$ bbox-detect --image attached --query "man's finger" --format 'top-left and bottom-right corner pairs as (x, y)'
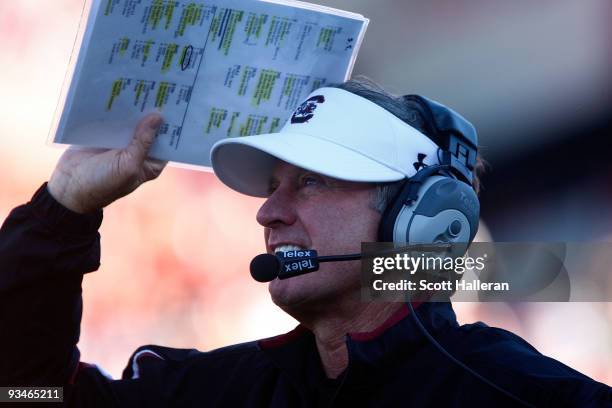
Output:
(142, 158), (169, 180)
(125, 114), (163, 164)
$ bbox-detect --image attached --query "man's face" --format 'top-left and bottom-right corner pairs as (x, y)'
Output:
(256, 161), (381, 313)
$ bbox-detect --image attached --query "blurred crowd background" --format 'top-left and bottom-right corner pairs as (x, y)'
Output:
(1, 0), (611, 383)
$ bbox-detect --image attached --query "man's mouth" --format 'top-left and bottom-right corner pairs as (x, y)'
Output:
(273, 244), (309, 254)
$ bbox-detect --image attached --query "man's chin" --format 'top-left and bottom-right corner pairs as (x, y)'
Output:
(268, 276), (330, 313)
(268, 266), (361, 315)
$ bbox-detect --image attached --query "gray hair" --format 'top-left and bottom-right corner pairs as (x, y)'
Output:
(329, 76), (484, 214)
(370, 181), (404, 214)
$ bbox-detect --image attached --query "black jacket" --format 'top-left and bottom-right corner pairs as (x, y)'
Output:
(0, 183), (610, 407)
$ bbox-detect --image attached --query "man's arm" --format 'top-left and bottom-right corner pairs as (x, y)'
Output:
(0, 183), (102, 385)
(0, 114), (166, 389)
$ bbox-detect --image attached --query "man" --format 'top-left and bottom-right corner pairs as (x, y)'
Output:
(0, 77), (609, 407)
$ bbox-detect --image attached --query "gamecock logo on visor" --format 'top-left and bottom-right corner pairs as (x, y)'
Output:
(291, 95), (325, 124)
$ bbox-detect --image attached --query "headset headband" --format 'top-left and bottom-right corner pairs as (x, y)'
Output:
(403, 95), (478, 185)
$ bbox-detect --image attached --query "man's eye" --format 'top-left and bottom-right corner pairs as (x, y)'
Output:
(301, 175), (321, 187)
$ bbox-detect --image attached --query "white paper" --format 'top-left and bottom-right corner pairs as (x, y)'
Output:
(51, 0), (368, 169)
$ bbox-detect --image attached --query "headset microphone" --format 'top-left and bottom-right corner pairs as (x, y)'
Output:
(249, 254), (282, 282)
(249, 250), (362, 282)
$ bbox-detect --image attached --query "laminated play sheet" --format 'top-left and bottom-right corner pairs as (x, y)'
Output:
(51, 0), (368, 169)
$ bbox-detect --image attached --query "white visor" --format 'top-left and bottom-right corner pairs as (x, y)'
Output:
(210, 87), (440, 197)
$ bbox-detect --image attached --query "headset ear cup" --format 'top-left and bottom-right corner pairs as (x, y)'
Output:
(460, 187), (480, 244)
(407, 177), (480, 245)
(378, 175), (480, 245)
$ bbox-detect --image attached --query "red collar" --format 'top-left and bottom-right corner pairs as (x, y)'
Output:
(258, 301), (422, 349)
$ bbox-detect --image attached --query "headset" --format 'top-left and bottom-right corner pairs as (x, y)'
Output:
(377, 96), (535, 407)
(377, 95), (480, 247)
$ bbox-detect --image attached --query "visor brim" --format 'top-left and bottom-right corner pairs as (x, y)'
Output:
(210, 132), (406, 197)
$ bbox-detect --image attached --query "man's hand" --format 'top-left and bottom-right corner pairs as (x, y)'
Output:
(48, 114), (167, 214)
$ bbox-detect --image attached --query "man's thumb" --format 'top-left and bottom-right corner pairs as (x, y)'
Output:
(125, 114), (163, 164)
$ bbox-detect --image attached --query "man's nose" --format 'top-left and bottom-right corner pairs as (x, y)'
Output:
(256, 188), (297, 228)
